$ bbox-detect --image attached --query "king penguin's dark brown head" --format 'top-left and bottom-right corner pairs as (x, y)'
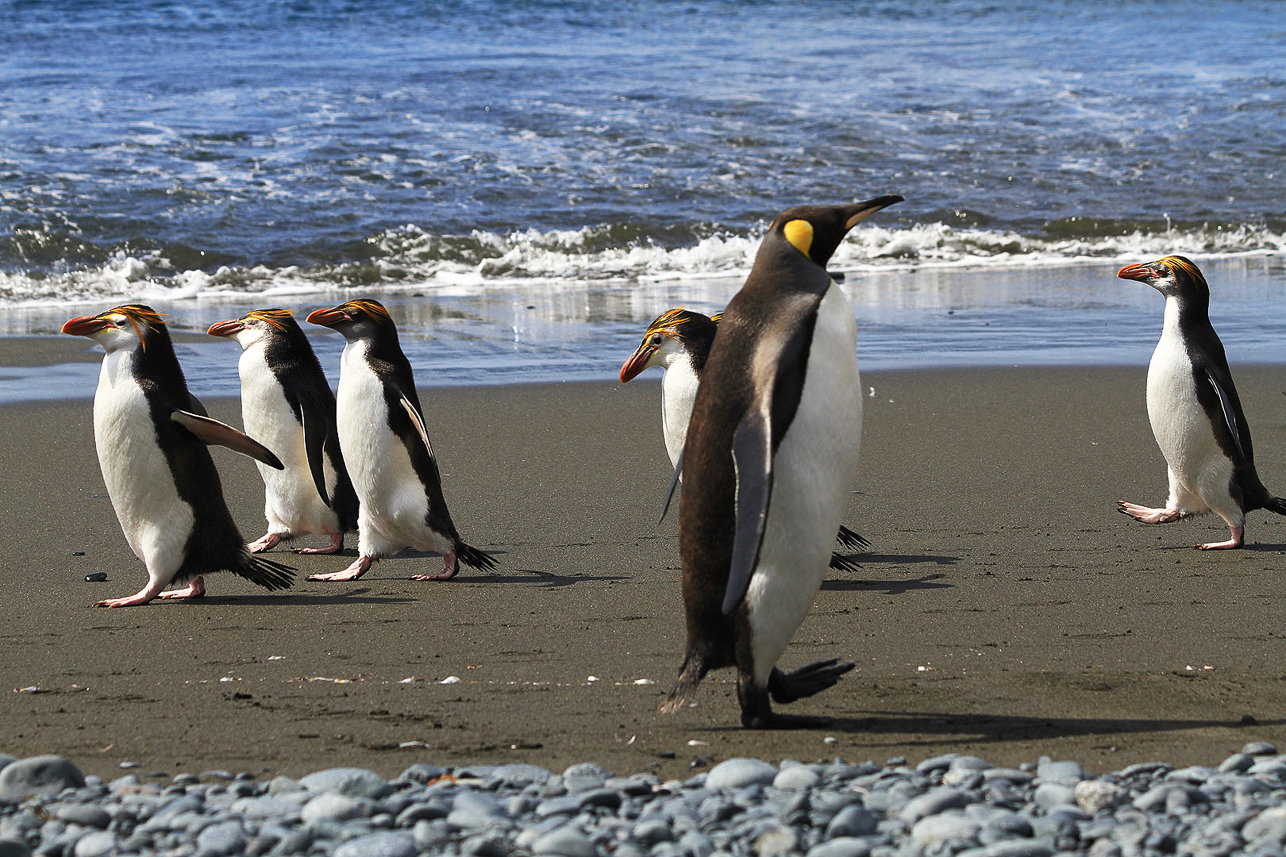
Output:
(768, 194), (904, 268)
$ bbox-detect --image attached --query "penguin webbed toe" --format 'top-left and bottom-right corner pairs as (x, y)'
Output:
(767, 658), (855, 704)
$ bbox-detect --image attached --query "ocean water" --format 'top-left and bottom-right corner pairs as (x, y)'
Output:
(2, 0), (1284, 400)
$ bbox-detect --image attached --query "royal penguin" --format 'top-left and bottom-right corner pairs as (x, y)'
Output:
(207, 309), (359, 554)
(305, 299), (496, 581)
(620, 307), (870, 564)
(660, 194), (902, 728)
(1117, 255), (1286, 549)
(62, 305), (295, 606)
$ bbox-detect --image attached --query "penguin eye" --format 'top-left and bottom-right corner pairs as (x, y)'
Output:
(649, 334), (663, 346)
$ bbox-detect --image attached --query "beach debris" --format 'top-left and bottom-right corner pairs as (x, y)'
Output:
(84, 572), (108, 582)
(439, 676), (461, 684)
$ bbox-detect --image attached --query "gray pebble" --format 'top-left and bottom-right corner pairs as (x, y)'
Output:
(826, 805), (878, 838)
(298, 768), (392, 800)
(911, 812), (981, 847)
(301, 793), (372, 824)
(774, 766), (821, 790)
(1242, 741), (1278, 756)
(561, 763), (611, 794)
(706, 759), (778, 791)
(0, 756), (86, 800)
(53, 805), (110, 829)
(532, 826), (599, 857)
(900, 787), (974, 823)
(805, 837), (872, 857)
(195, 820), (246, 856)
(333, 831), (417, 857)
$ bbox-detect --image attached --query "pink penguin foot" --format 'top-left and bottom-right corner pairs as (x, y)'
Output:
(1197, 526), (1244, 550)
(308, 556), (372, 582)
(247, 533), (283, 553)
(1117, 501), (1183, 524)
(295, 533), (345, 555)
(159, 576), (207, 599)
(94, 581), (168, 608)
(412, 551), (459, 582)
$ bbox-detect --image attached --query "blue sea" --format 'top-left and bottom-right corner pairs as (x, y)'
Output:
(2, 0), (1284, 401)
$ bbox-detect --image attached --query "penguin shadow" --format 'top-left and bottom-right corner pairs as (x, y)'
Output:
(157, 590), (417, 607)
(808, 711), (1286, 747)
(317, 550), (629, 589)
(820, 551), (958, 596)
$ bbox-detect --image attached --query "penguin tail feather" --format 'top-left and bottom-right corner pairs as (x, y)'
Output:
(455, 541), (497, 571)
(836, 525), (870, 551)
(1265, 496), (1286, 517)
(236, 552), (297, 591)
(659, 654), (705, 715)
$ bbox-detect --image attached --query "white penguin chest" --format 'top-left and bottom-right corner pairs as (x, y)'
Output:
(661, 359), (700, 469)
(1146, 301), (1219, 479)
(93, 352), (191, 558)
(743, 283), (863, 681)
(239, 347), (336, 529)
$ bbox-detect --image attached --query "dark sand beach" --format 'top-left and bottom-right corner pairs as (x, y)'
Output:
(4, 338), (1286, 782)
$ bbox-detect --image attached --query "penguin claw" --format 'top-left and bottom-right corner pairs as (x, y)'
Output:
(308, 557), (371, 582)
(412, 553), (459, 581)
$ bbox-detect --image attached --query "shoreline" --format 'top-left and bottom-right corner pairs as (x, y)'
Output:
(4, 352), (1286, 782)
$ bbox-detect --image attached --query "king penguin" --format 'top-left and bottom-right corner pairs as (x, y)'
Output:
(305, 299), (496, 581)
(62, 305), (295, 606)
(619, 307), (870, 564)
(208, 309), (359, 554)
(1117, 255), (1286, 549)
(661, 194), (902, 728)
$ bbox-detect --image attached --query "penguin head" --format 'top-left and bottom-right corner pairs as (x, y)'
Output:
(767, 194), (904, 268)
(208, 308), (297, 350)
(1117, 255), (1209, 301)
(62, 305), (170, 354)
(305, 299), (396, 342)
(619, 308), (720, 383)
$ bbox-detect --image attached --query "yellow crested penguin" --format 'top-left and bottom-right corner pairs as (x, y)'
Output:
(1117, 255), (1286, 549)
(661, 194), (902, 728)
(208, 309), (359, 554)
(305, 299), (495, 581)
(62, 305), (294, 606)
(620, 307), (869, 564)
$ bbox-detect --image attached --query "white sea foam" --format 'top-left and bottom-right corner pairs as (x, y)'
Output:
(1, 222), (1282, 309)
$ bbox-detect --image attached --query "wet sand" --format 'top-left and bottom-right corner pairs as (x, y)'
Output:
(4, 343), (1286, 781)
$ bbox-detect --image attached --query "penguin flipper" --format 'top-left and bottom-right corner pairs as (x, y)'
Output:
(1203, 367), (1249, 463)
(300, 409), (333, 508)
(724, 404), (773, 615)
(398, 395), (438, 462)
(170, 410), (285, 470)
(658, 447), (683, 526)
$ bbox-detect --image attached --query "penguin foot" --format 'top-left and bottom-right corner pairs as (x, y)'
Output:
(742, 710), (838, 730)
(308, 556), (371, 582)
(247, 533), (283, 553)
(412, 551), (459, 581)
(1197, 525), (1243, 550)
(1117, 501), (1183, 524)
(740, 677), (840, 729)
(158, 576), (207, 600)
(295, 533), (345, 555)
(768, 659), (855, 704)
(93, 581), (168, 608)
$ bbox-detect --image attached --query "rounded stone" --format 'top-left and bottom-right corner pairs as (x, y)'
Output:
(773, 766), (821, 790)
(706, 759), (779, 791)
(899, 787), (974, 823)
(298, 768), (392, 800)
(333, 831), (417, 857)
(805, 838), (871, 857)
(532, 826), (599, 857)
(195, 820), (245, 856)
(0, 756), (86, 800)
(301, 793), (373, 824)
